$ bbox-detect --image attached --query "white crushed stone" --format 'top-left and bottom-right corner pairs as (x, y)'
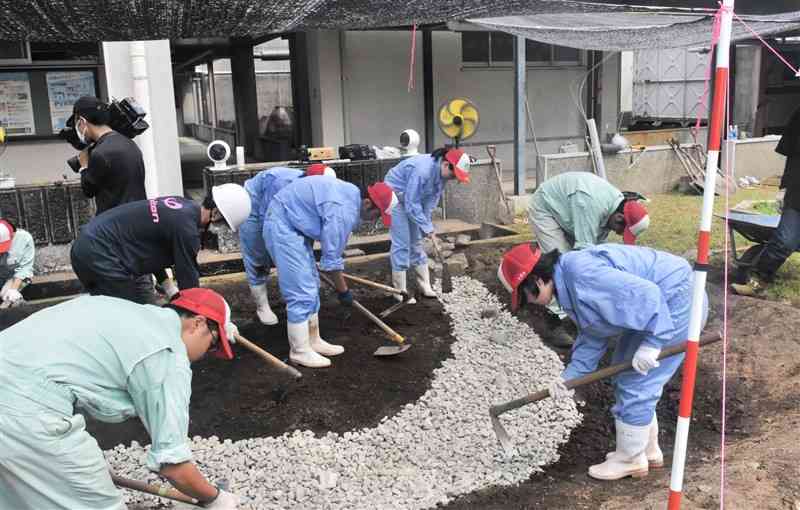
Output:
(106, 276), (582, 509)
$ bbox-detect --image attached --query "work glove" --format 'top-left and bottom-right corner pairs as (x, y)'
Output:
(202, 489), (240, 509)
(161, 278), (179, 299)
(632, 344), (661, 376)
(2, 288), (23, 306)
(547, 377), (574, 400)
(337, 289), (353, 307)
(227, 322), (239, 343)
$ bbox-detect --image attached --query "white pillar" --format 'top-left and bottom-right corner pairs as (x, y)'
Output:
(129, 42), (160, 197)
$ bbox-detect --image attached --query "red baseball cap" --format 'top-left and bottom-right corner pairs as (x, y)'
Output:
(444, 149), (471, 183)
(367, 182), (398, 227)
(622, 201), (650, 245)
(170, 288), (235, 360)
(306, 163), (336, 178)
(498, 243), (542, 311)
(0, 220), (14, 254)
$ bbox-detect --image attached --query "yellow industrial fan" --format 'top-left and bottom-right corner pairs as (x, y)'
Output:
(438, 98), (479, 146)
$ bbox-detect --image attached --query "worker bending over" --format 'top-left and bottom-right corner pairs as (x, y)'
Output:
(528, 171), (650, 347)
(71, 184), (250, 304)
(0, 219), (34, 308)
(0, 288), (240, 509)
(240, 163), (336, 325)
(265, 175), (395, 368)
(499, 243), (707, 480)
(384, 147), (471, 301)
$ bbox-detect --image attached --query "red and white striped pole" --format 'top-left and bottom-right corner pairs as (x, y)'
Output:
(668, 1), (734, 508)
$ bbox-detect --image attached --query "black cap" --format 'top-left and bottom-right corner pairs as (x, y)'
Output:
(67, 96), (108, 128)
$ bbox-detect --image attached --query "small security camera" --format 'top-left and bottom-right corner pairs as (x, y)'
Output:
(207, 140), (231, 169)
(399, 129), (420, 156)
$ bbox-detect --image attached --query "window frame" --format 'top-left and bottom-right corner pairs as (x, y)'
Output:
(461, 31), (584, 70)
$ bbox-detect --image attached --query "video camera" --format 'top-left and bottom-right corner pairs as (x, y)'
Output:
(60, 97), (150, 172)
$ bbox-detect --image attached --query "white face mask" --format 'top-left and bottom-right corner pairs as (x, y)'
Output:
(76, 117), (88, 145)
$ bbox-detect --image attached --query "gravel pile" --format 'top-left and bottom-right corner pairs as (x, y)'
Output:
(106, 276), (582, 509)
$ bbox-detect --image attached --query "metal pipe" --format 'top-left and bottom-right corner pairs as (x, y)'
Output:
(513, 36), (526, 195)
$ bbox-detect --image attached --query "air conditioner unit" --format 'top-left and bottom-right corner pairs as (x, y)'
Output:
(0, 41), (31, 65)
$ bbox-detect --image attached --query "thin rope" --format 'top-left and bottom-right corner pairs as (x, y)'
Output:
(733, 10), (799, 76)
(407, 24), (417, 93)
(719, 49), (731, 510)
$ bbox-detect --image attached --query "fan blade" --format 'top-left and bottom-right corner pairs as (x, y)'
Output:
(448, 99), (467, 116)
(460, 105), (478, 122)
(461, 119), (477, 140)
(439, 106), (455, 126)
(441, 124), (462, 138)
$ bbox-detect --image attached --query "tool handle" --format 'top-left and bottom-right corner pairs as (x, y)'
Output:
(342, 273), (408, 298)
(111, 474), (199, 505)
(319, 272), (406, 345)
(490, 331), (722, 417)
(430, 236), (446, 264)
(236, 333), (303, 379)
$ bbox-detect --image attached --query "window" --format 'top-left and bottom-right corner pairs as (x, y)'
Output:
(461, 32), (582, 67)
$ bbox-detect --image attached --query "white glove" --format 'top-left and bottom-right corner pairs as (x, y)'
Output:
(632, 344), (661, 375)
(226, 322), (239, 344)
(548, 377), (574, 400)
(161, 279), (179, 299)
(203, 489), (239, 509)
(2, 288), (23, 305)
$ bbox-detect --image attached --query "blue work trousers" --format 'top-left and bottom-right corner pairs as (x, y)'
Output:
(390, 202), (428, 271)
(239, 213), (274, 287)
(756, 205), (800, 279)
(264, 205), (321, 324)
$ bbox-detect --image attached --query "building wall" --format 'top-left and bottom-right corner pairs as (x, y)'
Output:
(2, 141), (75, 185)
(306, 31), (346, 148)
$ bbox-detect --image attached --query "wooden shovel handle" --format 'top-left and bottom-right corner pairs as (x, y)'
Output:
(490, 331), (722, 417)
(235, 333), (302, 379)
(111, 474), (199, 505)
(342, 273), (409, 298)
(319, 272), (406, 345)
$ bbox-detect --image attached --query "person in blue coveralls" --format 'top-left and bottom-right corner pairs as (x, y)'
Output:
(239, 163), (336, 326)
(0, 219), (35, 308)
(384, 147), (471, 301)
(498, 242), (708, 481)
(264, 175), (397, 368)
(0, 288), (242, 509)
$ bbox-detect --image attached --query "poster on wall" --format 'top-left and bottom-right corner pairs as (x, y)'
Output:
(46, 71), (96, 133)
(0, 72), (36, 136)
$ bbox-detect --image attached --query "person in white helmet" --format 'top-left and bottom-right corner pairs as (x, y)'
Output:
(239, 164), (336, 326)
(71, 184), (251, 304)
(0, 219), (34, 308)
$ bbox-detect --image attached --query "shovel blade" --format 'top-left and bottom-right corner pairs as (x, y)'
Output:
(441, 267), (453, 294)
(490, 412), (517, 456)
(373, 344), (412, 357)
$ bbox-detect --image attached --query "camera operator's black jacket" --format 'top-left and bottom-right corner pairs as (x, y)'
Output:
(82, 131), (147, 214)
(71, 197), (201, 290)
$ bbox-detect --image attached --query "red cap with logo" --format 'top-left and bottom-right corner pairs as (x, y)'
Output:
(0, 220), (14, 254)
(367, 182), (398, 227)
(170, 288), (235, 360)
(622, 201), (650, 245)
(444, 149), (471, 183)
(306, 163), (336, 178)
(498, 243), (542, 311)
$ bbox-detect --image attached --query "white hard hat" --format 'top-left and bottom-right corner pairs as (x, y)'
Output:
(211, 183), (251, 232)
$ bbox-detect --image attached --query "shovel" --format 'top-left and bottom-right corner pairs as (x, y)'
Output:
(487, 145), (513, 218)
(489, 331), (723, 455)
(341, 272), (415, 318)
(430, 236), (453, 293)
(111, 473), (199, 506)
(235, 332), (301, 402)
(319, 272), (411, 356)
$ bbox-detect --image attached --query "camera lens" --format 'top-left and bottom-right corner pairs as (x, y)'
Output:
(67, 156), (82, 173)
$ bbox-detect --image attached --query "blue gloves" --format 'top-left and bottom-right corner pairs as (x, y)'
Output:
(337, 289), (353, 307)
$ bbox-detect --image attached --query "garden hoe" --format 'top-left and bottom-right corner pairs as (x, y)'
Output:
(235, 332), (302, 402)
(111, 473), (199, 506)
(320, 272), (411, 356)
(489, 331), (723, 456)
(341, 272), (414, 318)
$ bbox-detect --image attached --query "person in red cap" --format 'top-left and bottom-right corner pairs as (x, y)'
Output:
(498, 242), (707, 482)
(0, 288), (241, 509)
(527, 172), (650, 347)
(264, 175), (394, 368)
(0, 219), (35, 308)
(383, 146), (471, 301)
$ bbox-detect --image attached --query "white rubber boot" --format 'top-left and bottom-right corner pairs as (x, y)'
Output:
(249, 284), (278, 325)
(308, 313), (344, 356)
(414, 264), (437, 298)
(391, 271), (416, 304)
(288, 321), (330, 368)
(589, 419), (649, 480)
(605, 415), (664, 467)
